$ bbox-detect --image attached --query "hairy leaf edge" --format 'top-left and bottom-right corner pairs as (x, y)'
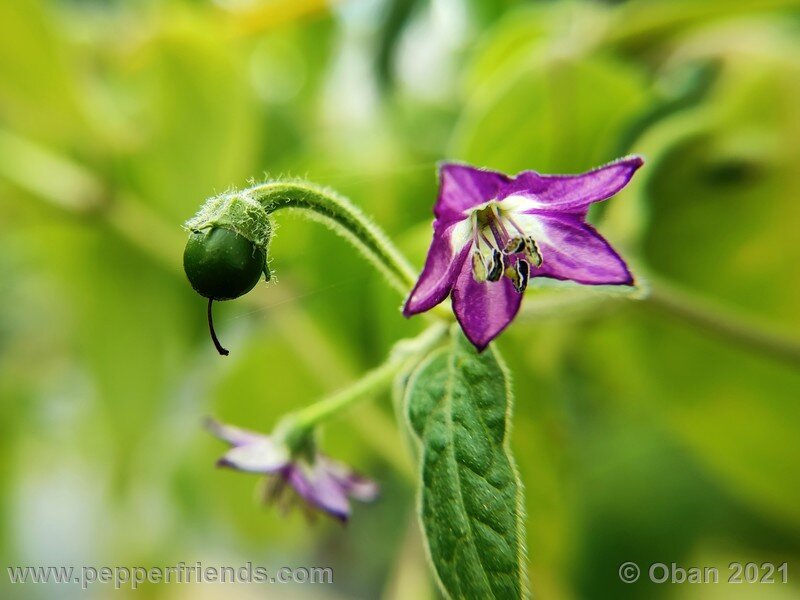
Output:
(402, 331), (529, 599)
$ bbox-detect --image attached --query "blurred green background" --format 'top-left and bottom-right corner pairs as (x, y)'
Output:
(1, 0), (799, 598)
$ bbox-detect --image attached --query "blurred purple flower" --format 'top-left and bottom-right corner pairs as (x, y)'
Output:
(206, 418), (378, 522)
(404, 157), (643, 350)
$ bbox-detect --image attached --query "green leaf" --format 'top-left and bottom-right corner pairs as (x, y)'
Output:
(405, 328), (527, 599)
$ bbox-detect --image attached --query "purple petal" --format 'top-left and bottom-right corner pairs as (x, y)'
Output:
(403, 220), (471, 316)
(217, 440), (290, 473)
(435, 163), (509, 223)
(286, 464), (351, 522)
(451, 258), (523, 351)
(342, 477), (379, 502)
(321, 458), (379, 502)
(205, 417), (269, 447)
(500, 155), (643, 215)
(529, 214), (634, 285)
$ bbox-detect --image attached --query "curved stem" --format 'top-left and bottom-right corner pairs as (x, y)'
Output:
(245, 181), (417, 296)
(291, 356), (404, 434)
(284, 323), (448, 440)
(207, 299), (229, 356)
(645, 279), (800, 367)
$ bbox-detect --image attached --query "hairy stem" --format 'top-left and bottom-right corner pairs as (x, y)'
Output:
(284, 323), (448, 441)
(245, 181), (417, 296)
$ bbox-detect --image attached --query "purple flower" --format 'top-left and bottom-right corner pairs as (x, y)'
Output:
(403, 157), (643, 350)
(206, 418), (378, 522)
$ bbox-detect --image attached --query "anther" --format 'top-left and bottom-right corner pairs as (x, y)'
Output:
(515, 259), (530, 293)
(505, 263), (521, 289)
(486, 248), (503, 282)
(471, 251), (488, 282)
(525, 237), (543, 268)
(503, 236), (526, 255)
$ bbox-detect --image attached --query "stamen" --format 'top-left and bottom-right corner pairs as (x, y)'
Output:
(515, 259), (530, 293)
(505, 213), (529, 237)
(525, 237), (543, 267)
(471, 251), (488, 282)
(505, 259), (531, 294)
(504, 258), (530, 293)
(486, 249), (503, 282)
(492, 205), (513, 239)
(497, 208), (543, 268)
(471, 211), (481, 249)
(488, 220), (507, 251)
(505, 263), (521, 289)
(503, 236), (526, 255)
(478, 228), (494, 249)
(262, 475), (288, 506)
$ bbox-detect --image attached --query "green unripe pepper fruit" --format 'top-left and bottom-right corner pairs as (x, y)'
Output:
(183, 192), (272, 355)
(183, 227), (266, 301)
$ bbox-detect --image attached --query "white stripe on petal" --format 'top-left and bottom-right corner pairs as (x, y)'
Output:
(497, 193), (541, 213)
(501, 211), (551, 246)
(447, 218), (473, 252)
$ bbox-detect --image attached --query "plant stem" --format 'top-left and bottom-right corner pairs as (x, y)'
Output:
(246, 181), (418, 297)
(207, 299), (229, 356)
(292, 356), (403, 433)
(285, 323), (448, 437)
(645, 278), (800, 367)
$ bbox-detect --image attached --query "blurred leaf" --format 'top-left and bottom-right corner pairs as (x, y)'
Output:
(121, 19), (259, 223)
(609, 0), (800, 48)
(0, 0), (86, 144)
(642, 29), (800, 321)
(606, 27), (800, 528)
(375, 0), (421, 90)
(453, 51), (652, 173)
(577, 309), (800, 533)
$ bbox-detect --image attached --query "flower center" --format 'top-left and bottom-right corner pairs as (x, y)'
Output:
(470, 203), (542, 292)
